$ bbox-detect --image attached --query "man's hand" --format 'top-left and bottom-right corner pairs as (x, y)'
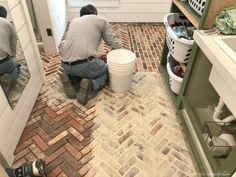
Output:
(97, 53), (107, 63)
(100, 54), (107, 60)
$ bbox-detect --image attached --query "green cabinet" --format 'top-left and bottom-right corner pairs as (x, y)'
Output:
(178, 47), (236, 176)
(160, 0), (236, 176)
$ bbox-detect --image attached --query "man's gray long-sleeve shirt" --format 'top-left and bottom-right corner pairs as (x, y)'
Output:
(0, 17), (17, 60)
(61, 15), (121, 62)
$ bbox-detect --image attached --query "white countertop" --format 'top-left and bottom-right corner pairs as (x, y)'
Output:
(193, 31), (236, 116)
(193, 31), (236, 93)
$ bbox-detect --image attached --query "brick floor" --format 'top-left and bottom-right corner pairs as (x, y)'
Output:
(12, 23), (197, 177)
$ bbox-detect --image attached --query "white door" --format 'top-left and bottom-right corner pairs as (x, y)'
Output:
(0, 0), (45, 165)
(0, 166), (8, 177)
(32, 0), (66, 55)
(0, 152), (8, 177)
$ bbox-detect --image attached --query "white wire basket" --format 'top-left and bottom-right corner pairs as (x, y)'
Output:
(202, 121), (236, 158)
(164, 13), (194, 63)
(166, 53), (183, 94)
(188, 0), (207, 16)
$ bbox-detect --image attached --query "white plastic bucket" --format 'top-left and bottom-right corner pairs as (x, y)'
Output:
(108, 63), (135, 72)
(107, 49), (136, 93)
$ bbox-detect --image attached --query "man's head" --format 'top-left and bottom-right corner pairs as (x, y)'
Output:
(80, 4), (97, 17)
(0, 5), (7, 18)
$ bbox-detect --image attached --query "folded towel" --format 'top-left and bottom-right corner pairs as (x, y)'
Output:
(215, 6), (236, 35)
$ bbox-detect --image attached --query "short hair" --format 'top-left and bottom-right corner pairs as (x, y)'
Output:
(80, 4), (97, 17)
(0, 5), (7, 18)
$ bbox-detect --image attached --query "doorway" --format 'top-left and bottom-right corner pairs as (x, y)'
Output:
(25, 0), (66, 55)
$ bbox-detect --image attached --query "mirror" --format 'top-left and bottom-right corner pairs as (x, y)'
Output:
(0, 1), (31, 109)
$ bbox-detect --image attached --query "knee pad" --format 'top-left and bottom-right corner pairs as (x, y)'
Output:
(6, 159), (47, 177)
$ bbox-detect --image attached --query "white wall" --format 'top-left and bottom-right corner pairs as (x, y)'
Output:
(67, 0), (171, 22)
(32, 0), (66, 55)
(48, 0), (66, 48)
(0, 0), (45, 165)
(25, 0), (37, 29)
(0, 0), (12, 21)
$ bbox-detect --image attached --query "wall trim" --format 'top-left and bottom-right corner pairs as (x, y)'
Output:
(68, 0), (119, 7)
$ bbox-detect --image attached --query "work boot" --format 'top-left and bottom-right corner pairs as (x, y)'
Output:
(76, 78), (93, 105)
(68, 75), (81, 92)
(60, 73), (77, 99)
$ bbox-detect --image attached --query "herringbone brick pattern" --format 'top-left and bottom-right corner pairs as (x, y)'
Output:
(12, 23), (197, 177)
(87, 73), (196, 177)
(128, 24), (165, 72)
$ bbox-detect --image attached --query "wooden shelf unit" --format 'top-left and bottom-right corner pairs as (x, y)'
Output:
(173, 0), (236, 29)
(203, 0), (236, 29)
(173, 0), (200, 28)
(160, 0), (236, 176)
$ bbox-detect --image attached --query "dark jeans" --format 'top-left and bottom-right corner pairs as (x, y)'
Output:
(61, 58), (108, 95)
(0, 57), (19, 82)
